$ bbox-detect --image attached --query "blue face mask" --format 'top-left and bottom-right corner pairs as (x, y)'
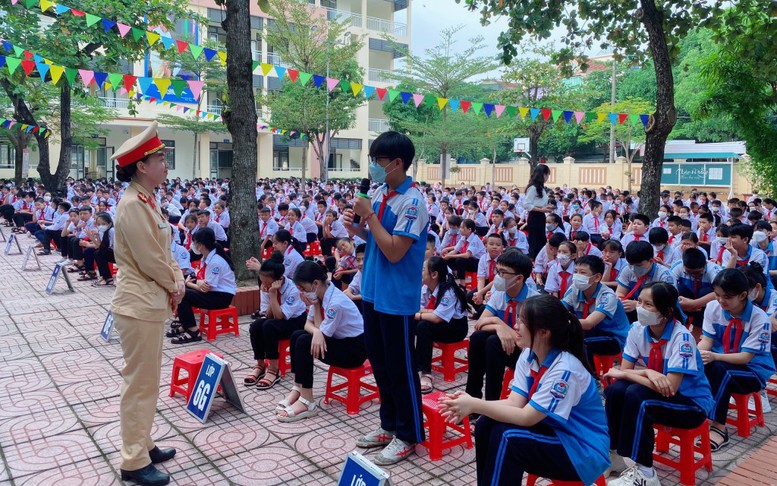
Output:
(368, 161), (388, 183)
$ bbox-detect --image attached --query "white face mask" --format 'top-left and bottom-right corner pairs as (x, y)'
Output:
(653, 244), (665, 253)
(305, 291), (318, 302)
(637, 306), (663, 326)
(572, 273), (590, 291)
(192, 244), (202, 255)
(97, 224), (109, 233)
(44, 196), (51, 202)
(545, 223), (556, 232)
(716, 236), (727, 245)
(657, 211), (667, 219)
(492, 274), (518, 292)
(557, 254), (571, 266)
(631, 264), (650, 278)
(711, 206), (720, 213)
(753, 231), (768, 244)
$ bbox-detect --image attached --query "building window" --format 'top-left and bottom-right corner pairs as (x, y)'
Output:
(273, 147), (289, 171)
(208, 24), (227, 44)
(162, 140), (176, 170)
(0, 140), (14, 168)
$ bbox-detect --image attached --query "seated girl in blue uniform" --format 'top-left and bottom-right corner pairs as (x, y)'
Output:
(604, 282), (713, 485)
(562, 255), (629, 369)
(698, 268), (776, 451)
(168, 227), (236, 344)
(245, 251), (308, 388)
(415, 256), (470, 394)
(82, 212), (116, 286)
(277, 261), (366, 422)
(440, 294), (609, 486)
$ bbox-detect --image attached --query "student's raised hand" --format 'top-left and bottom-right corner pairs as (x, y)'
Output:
(646, 369), (675, 397)
(725, 239), (736, 254)
(622, 299), (637, 313)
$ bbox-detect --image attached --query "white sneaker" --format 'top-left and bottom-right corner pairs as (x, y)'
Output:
(604, 451), (628, 477)
(355, 427), (395, 449)
(750, 391), (772, 413)
(373, 436), (415, 465)
(607, 466), (661, 486)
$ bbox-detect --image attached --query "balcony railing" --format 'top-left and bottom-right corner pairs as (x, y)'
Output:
(366, 15), (407, 37)
(324, 7), (363, 28)
(99, 97), (130, 109)
(368, 68), (392, 83)
(369, 118), (391, 133)
(266, 53), (287, 67)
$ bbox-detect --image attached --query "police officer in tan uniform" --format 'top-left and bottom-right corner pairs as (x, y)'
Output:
(111, 122), (185, 486)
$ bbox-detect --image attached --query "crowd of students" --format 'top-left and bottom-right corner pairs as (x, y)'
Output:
(4, 172), (777, 485)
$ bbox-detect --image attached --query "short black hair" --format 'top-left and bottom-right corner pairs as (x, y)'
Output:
(571, 230), (590, 242)
(648, 227), (669, 245)
(631, 214), (650, 226)
(729, 223), (754, 242)
(548, 232), (567, 247)
(625, 240), (654, 264)
(576, 255), (604, 275)
(369, 131), (415, 170)
(496, 249), (532, 279)
(682, 248), (707, 269)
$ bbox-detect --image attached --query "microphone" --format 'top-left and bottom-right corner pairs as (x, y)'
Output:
(353, 178), (371, 224)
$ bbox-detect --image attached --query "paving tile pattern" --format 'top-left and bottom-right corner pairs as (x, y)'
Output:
(0, 233), (775, 485)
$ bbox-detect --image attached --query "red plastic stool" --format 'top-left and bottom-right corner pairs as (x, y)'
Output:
(767, 376), (777, 398)
(501, 367), (515, 399)
(464, 271), (478, 291)
(653, 420), (713, 486)
(526, 474), (606, 486)
(271, 339), (291, 377)
(108, 262), (118, 276)
(169, 349), (224, 401)
(261, 246), (273, 260)
(419, 391), (473, 461)
(199, 306), (240, 341)
(727, 392), (765, 437)
(324, 360), (380, 414)
(593, 353), (620, 388)
(431, 339), (469, 382)
(304, 240), (322, 257)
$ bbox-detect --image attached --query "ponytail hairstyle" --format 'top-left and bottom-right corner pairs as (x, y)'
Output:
(293, 260), (328, 285)
(260, 251), (286, 280)
(739, 261), (767, 290)
(426, 256), (468, 313)
(274, 229), (305, 256)
(521, 294), (594, 375)
(192, 227), (235, 271)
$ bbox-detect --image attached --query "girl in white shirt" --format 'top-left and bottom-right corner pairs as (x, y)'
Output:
(277, 261), (366, 422)
(523, 164), (552, 259)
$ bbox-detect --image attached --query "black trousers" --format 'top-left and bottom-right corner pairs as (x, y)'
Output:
(605, 380), (707, 467)
(289, 329), (366, 388)
(475, 417), (580, 486)
(24, 221), (39, 234)
(306, 232), (317, 243)
(527, 211), (546, 259)
(249, 313), (308, 360)
(83, 248), (98, 273)
(584, 328), (623, 371)
(41, 230), (62, 254)
(362, 301), (425, 444)
(12, 212), (32, 228)
(466, 330), (520, 401)
(95, 247), (115, 280)
(0, 204), (13, 222)
(176, 289), (234, 331)
(704, 361), (763, 424)
(415, 317), (469, 374)
(321, 237), (338, 257)
(451, 256), (479, 280)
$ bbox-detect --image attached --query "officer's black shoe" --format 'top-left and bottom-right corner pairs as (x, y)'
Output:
(149, 446), (176, 464)
(120, 464), (170, 486)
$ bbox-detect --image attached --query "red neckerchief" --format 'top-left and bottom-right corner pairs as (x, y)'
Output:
(196, 259), (207, 280)
(215, 214), (220, 223)
(648, 336), (669, 372)
(716, 246), (725, 264)
(559, 270), (571, 297)
(623, 272), (650, 300)
(610, 265), (618, 282)
(488, 259), (496, 281)
(460, 239), (470, 254)
(634, 234), (642, 241)
(426, 293), (436, 309)
(585, 243), (592, 255)
(528, 364), (550, 399)
(378, 191), (399, 220)
(37, 208), (45, 220)
(451, 233), (458, 246)
(260, 221), (267, 237)
(723, 317), (744, 354)
(656, 249), (664, 262)
(593, 216), (599, 231)
(701, 232), (708, 242)
(504, 300), (519, 328)
(582, 294), (597, 318)
(185, 232), (192, 250)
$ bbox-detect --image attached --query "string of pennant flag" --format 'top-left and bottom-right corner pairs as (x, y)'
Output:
(0, 117), (51, 137)
(8, 0), (653, 127)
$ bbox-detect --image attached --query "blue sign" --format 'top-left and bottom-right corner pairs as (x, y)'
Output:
(4, 233), (15, 255)
(186, 353), (225, 423)
(337, 451), (391, 486)
(45, 262), (63, 295)
(143, 85), (198, 105)
(100, 311), (115, 342)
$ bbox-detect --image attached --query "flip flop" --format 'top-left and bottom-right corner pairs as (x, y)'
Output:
(277, 396), (319, 423)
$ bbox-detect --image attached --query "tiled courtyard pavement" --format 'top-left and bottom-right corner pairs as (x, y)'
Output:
(0, 231), (775, 485)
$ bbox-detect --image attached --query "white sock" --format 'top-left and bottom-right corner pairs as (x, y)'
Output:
(638, 464), (655, 478)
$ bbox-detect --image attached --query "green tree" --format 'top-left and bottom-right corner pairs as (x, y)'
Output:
(384, 25), (497, 186)
(461, 0), (726, 217)
(262, 0), (364, 182)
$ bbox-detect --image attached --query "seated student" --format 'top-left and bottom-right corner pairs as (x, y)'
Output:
(416, 256), (470, 394)
(677, 231), (709, 260)
(424, 233), (437, 260)
(36, 201), (70, 255)
(195, 209), (228, 247)
(665, 215), (684, 249)
(697, 212), (716, 249)
(327, 237), (358, 290)
(274, 229), (304, 278)
(604, 282), (713, 485)
(343, 243), (366, 315)
(620, 213), (650, 249)
(470, 233), (505, 319)
(571, 230), (603, 258)
(258, 206), (279, 254)
(0, 186), (19, 225)
(320, 209), (348, 257)
(466, 201), (489, 237)
(212, 200), (230, 231)
(466, 250), (539, 401)
(78, 212), (115, 283)
(649, 227), (680, 268)
(563, 255), (629, 369)
(740, 263), (777, 328)
(652, 205), (672, 230)
(442, 219), (487, 280)
(544, 241), (577, 298)
(601, 210), (623, 241)
(440, 215), (463, 249)
(502, 217), (529, 254)
(533, 232), (565, 287)
(698, 269), (775, 451)
(276, 261), (366, 422)
(486, 209), (505, 236)
(601, 239), (627, 289)
(285, 207), (308, 251)
(298, 208), (319, 244)
(752, 221), (777, 276)
(11, 191), (35, 232)
(710, 224), (729, 265)
(545, 213), (566, 240)
(25, 197), (54, 237)
(276, 202), (290, 228)
(65, 206), (96, 273)
(170, 229), (194, 280)
(582, 200), (605, 245)
(722, 224), (769, 282)
(244, 251), (308, 388)
(168, 228), (236, 344)
(674, 248), (721, 337)
(616, 241), (676, 320)
(567, 213), (584, 240)
(440, 295), (609, 486)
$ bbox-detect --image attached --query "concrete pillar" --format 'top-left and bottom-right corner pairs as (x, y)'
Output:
(563, 156), (575, 164)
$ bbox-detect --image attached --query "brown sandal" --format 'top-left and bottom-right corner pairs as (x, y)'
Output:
(256, 368), (280, 390)
(243, 365), (266, 386)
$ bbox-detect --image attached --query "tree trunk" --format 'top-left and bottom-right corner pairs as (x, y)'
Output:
(47, 83), (73, 195)
(223, 0), (258, 282)
(528, 124), (541, 171)
(13, 136), (24, 183)
(638, 0), (677, 217)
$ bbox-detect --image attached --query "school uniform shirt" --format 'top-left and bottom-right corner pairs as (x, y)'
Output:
(100, 227), (116, 250)
(710, 238), (727, 264)
(213, 210), (230, 229)
(48, 211), (69, 231)
(654, 244), (680, 268)
(504, 228), (530, 254)
(753, 287), (777, 317)
(486, 223), (503, 236)
(200, 250), (237, 295)
(721, 246), (769, 279)
(472, 212), (488, 229)
(702, 300), (776, 384)
(260, 277), (307, 318)
(753, 240), (777, 273)
(484, 284), (540, 326)
(300, 216), (318, 235)
(328, 220), (349, 238)
(601, 222), (622, 240)
(477, 253), (500, 282)
(310, 283), (364, 339)
(258, 218), (279, 240)
(509, 348), (609, 486)
(619, 231), (647, 250)
(420, 285), (467, 322)
(562, 283), (629, 347)
(545, 261), (576, 295)
(582, 213), (604, 237)
(282, 244), (304, 279)
(76, 218), (96, 239)
(34, 205), (55, 222)
(622, 320), (714, 414)
(441, 230), (461, 249)
(171, 241), (193, 275)
(566, 225), (585, 240)
(427, 202), (441, 221)
(199, 220), (228, 242)
(13, 199), (33, 212)
(670, 261), (720, 301)
(429, 230), (442, 254)
(347, 270), (362, 295)
(616, 262), (676, 298)
(454, 233), (486, 259)
(579, 242), (603, 259)
(696, 227), (716, 245)
(287, 221), (306, 239)
(533, 246), (554, 275)
(606, 258), (628, 283)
